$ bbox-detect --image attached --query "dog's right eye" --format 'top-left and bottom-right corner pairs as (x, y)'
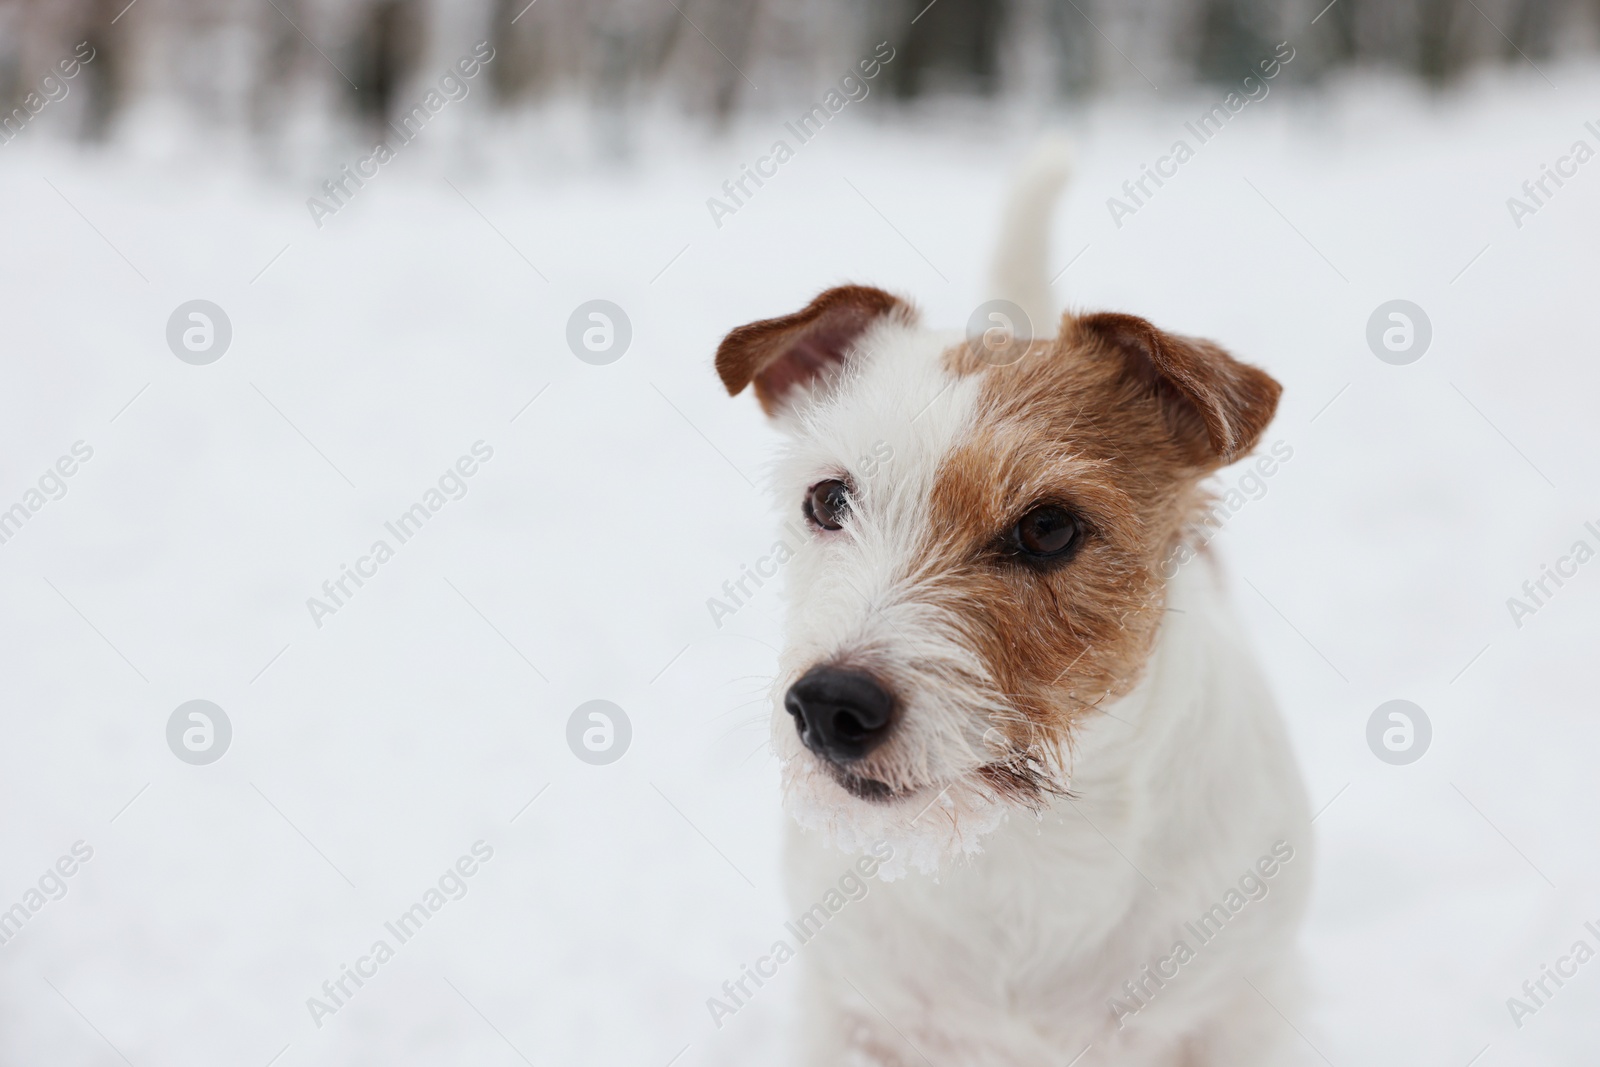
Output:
(804, 479), (851, 530)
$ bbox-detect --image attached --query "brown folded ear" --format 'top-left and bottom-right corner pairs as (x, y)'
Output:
(716, 285), (915, 417)
(1073, 312), (1281, 464)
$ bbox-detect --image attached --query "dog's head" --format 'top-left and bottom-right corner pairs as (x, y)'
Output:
(717, 285), (1280, 862)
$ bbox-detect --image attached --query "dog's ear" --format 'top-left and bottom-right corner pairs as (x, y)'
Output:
(1072, 312), (1281, 465)
(716, 285), (916, 417)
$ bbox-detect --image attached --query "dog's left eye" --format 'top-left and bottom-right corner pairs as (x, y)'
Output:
(1009, 505), (1081, 562)
(804, 479), (851, 530)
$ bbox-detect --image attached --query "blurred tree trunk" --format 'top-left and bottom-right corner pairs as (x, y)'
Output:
(2, 0), (1598, 143)
(1507, 0), (1559, 58)
(1043, 0), (1097, 95)
(249, 0), (306, 138)
(79, 0), (126, 141)
(696, 0), (759, 122)
(1415, 0), (1467, 84)
(346, 0), (423, 135)
(890, 0), (1007, 97)
(1193, 0), (1275, 83)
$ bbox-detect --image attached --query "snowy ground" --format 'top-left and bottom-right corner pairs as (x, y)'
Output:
(1, 63), (1598, 1067)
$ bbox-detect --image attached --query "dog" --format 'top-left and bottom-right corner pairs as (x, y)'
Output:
(714, 143), (1314, 1066)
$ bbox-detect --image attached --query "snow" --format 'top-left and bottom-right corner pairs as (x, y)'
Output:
(1, 63), (1598, 1066)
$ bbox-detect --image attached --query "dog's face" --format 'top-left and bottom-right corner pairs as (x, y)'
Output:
(717, 286), (1280, 853)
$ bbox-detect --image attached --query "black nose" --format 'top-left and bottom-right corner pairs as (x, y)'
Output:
(784, 666), (895, 761)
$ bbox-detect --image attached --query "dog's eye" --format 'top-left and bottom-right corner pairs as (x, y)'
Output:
(804, 479), (851, 531)
(1010, 505), (1081, 561)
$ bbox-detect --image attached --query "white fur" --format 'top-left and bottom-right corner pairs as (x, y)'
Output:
(770, 322), (1018, 874)
(781, 559), (1314, 1065)
(761, 145), (1313, 1065)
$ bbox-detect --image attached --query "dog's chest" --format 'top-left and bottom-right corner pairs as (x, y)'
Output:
(784, 799), (1173, 1011)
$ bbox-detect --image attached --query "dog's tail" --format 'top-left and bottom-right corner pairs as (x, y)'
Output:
(986, 136), (1073, 339)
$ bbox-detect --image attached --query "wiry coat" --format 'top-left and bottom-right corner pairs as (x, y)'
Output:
(715, 142), (1314, 1066)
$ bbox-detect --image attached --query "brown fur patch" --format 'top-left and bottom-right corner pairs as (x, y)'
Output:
(1075, 312), (1281, 463)
(927, 312), (1281, 784)
(716, 286), (915, 416)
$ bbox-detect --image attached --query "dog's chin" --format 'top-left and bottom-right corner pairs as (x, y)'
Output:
(781, 753), (1024, 878)
(827, 762), (1059, 807)
(829, 766), (901, 803)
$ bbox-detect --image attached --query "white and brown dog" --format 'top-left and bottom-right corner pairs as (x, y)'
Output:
(715, 146), (1314, 1066)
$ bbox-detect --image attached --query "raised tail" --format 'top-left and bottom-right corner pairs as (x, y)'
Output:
(986, 137), (1073, 339)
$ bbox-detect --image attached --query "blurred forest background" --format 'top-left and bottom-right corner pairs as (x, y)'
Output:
(0, 0), (1592, 153)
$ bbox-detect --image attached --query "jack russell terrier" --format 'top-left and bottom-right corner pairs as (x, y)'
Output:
(714, 143), (1314, 1067)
